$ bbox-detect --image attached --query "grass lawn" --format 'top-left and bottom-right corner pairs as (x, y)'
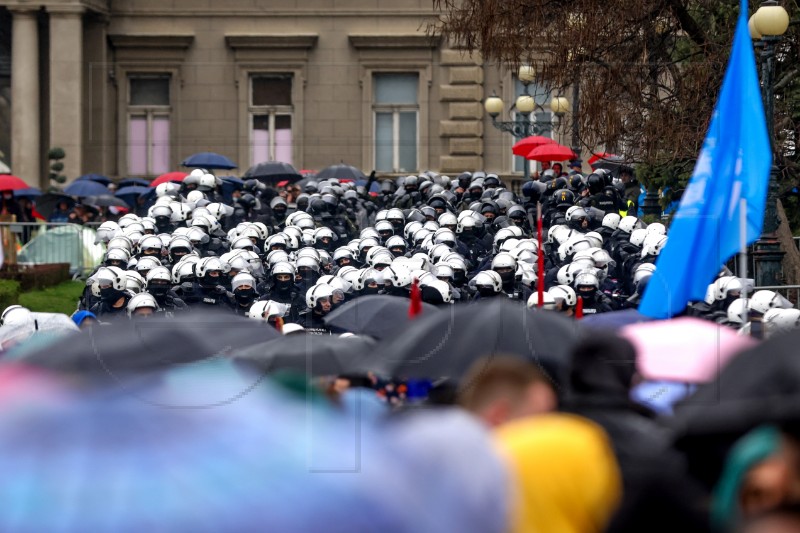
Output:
(19, 280), (84, 315)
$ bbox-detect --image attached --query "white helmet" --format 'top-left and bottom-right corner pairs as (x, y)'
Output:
(748, 290), (794, 315)
(548, 285), (578, 307)
(557, 263), (586, 286)
(155, 182), (180, 198)
(95, 221), (121, 245)
(124, 271), (146, 294)
(491, 252), (517, 271)
(641, 235), (668, 258)
(95, 266), (127, 291)
(247, 300), (290, 321)
(764, 308), (800, 334)
(618, 216), (643, 234)
(198, 173), (218, 192)
(470, 271), (503, 293)
(633, 263), (657, 287)
(527, 291), (556, 310)
(126, 292), (159, 317)
(231, 272), (257, 291)
(305, 284), (334, 308)
(602, 213), (621, 230)
(629, 228), (648, 247)
(1, 305), (31, 327)
(647, 222), (667, 236)
(421, 279), (453, 304)
(726, 298), (750, 325)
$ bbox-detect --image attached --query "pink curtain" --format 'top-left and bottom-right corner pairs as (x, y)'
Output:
(275, 127), (292, 165)
(151, 117), (170, 175)
(128, 117), (147, 175)
(252, 129), (269, 166)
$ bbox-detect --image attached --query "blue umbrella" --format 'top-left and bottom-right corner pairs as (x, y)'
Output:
(118, 177), (150, 187)
(63, 180), (110, 197)
(76, 173), (112, 186)
(115, 185), (150, 197)
(355, 179), (381, 193)
(220, 176), (245, 201)
(181, 151), (237, 170)
(13, 187), (42, 198)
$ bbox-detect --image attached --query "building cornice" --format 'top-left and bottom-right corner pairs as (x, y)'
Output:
(224, 34), (319, 50)
(349, 34), (442, 49)
(108, 34), (195, 50)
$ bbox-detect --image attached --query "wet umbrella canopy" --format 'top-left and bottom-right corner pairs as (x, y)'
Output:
(372, 299), (582, 386)
(323, 295), (439, 340)
(232, 334), (378, 376)
(17, 310), (281, 383)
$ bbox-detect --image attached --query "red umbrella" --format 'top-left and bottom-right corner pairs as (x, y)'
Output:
(525, 144), (577, 162)
(587, 152), (617, 166)
(0, 174), (31, 191)
(149, 171), (188, 187)
(512, 136), (556, 157)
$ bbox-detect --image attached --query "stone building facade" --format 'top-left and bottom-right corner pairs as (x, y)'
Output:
(3, 0), (572, 187)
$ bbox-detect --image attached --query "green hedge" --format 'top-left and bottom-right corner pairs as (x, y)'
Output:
(0, 279), (21, 310)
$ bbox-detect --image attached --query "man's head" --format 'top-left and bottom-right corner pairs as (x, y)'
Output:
(457, 356), (557, 427)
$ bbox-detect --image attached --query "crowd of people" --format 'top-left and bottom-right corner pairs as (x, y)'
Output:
(1, 165), (800, 532)
(69, 166), (796, 337)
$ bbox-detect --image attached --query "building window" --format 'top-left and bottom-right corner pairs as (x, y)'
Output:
(128, 76), (171, 176)
(512, 79), (553, 173)
(250, 74), (293, 165)
(373, 73), (418, 173)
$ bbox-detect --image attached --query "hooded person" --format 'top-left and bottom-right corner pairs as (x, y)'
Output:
(494, 414), (622, 533)
(563, 334), (711, 533)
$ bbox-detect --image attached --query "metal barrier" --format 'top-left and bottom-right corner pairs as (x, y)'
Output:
(0, 222), (104, 277)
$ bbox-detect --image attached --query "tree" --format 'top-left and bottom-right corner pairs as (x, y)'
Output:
(431, 0), (800, 195)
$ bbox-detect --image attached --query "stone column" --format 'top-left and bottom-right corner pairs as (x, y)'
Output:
(48, 6), (85, 181)
(10, 7), (40, 187)
(439, 48), (484, 173)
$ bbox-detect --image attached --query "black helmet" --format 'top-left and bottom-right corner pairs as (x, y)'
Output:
(587, 173), (605, 195)
(238, 193), (257, 210)
(546, 177), (568, 193)
(569, 175), (585, 192)
(556, 189), (575, 208)
(521, 180), (543, 203)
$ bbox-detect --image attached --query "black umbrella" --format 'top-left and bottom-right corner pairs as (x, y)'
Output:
(232, 334), (378, 376)
(370, 299), (583, 387)
(243, 161), (302, 185)
(590, 155), (631, 172)
(323, 295), (439, 340)
(83, 194), (131, 209)
(315, 164), (366, 182)
(34, 192), (76, 219)
(18, 310), (281, 383)
(670, 329), (800, 487)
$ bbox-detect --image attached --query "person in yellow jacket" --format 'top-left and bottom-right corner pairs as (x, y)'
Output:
(494, 413), (622, 533)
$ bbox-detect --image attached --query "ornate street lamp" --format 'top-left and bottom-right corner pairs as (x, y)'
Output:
(750, 0), (789, 287)
(484, 65), (549, 181)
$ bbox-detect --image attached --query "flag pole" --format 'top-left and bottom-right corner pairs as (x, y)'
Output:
(536, 202), (545, 307)
(738, 198), (748, 325)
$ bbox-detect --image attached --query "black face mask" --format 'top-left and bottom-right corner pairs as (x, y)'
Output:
(273, 209), (287, 220)
(274, 277), (294, 292)
(496, 270), (515, 286)
(298, 270), (319, 284)
(235, 288), (257, 307)
(149, 284), (170, 298)
(478, 287), (499, 298)
(452, 271), (467, 287)
(199, 276), (220, 289)
(100, 286), (125, 303)
(579, 288), (597, 304)
(361, 286), (382, 296)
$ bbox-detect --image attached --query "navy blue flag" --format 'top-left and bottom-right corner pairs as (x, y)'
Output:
(640, 0), (772, 318)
